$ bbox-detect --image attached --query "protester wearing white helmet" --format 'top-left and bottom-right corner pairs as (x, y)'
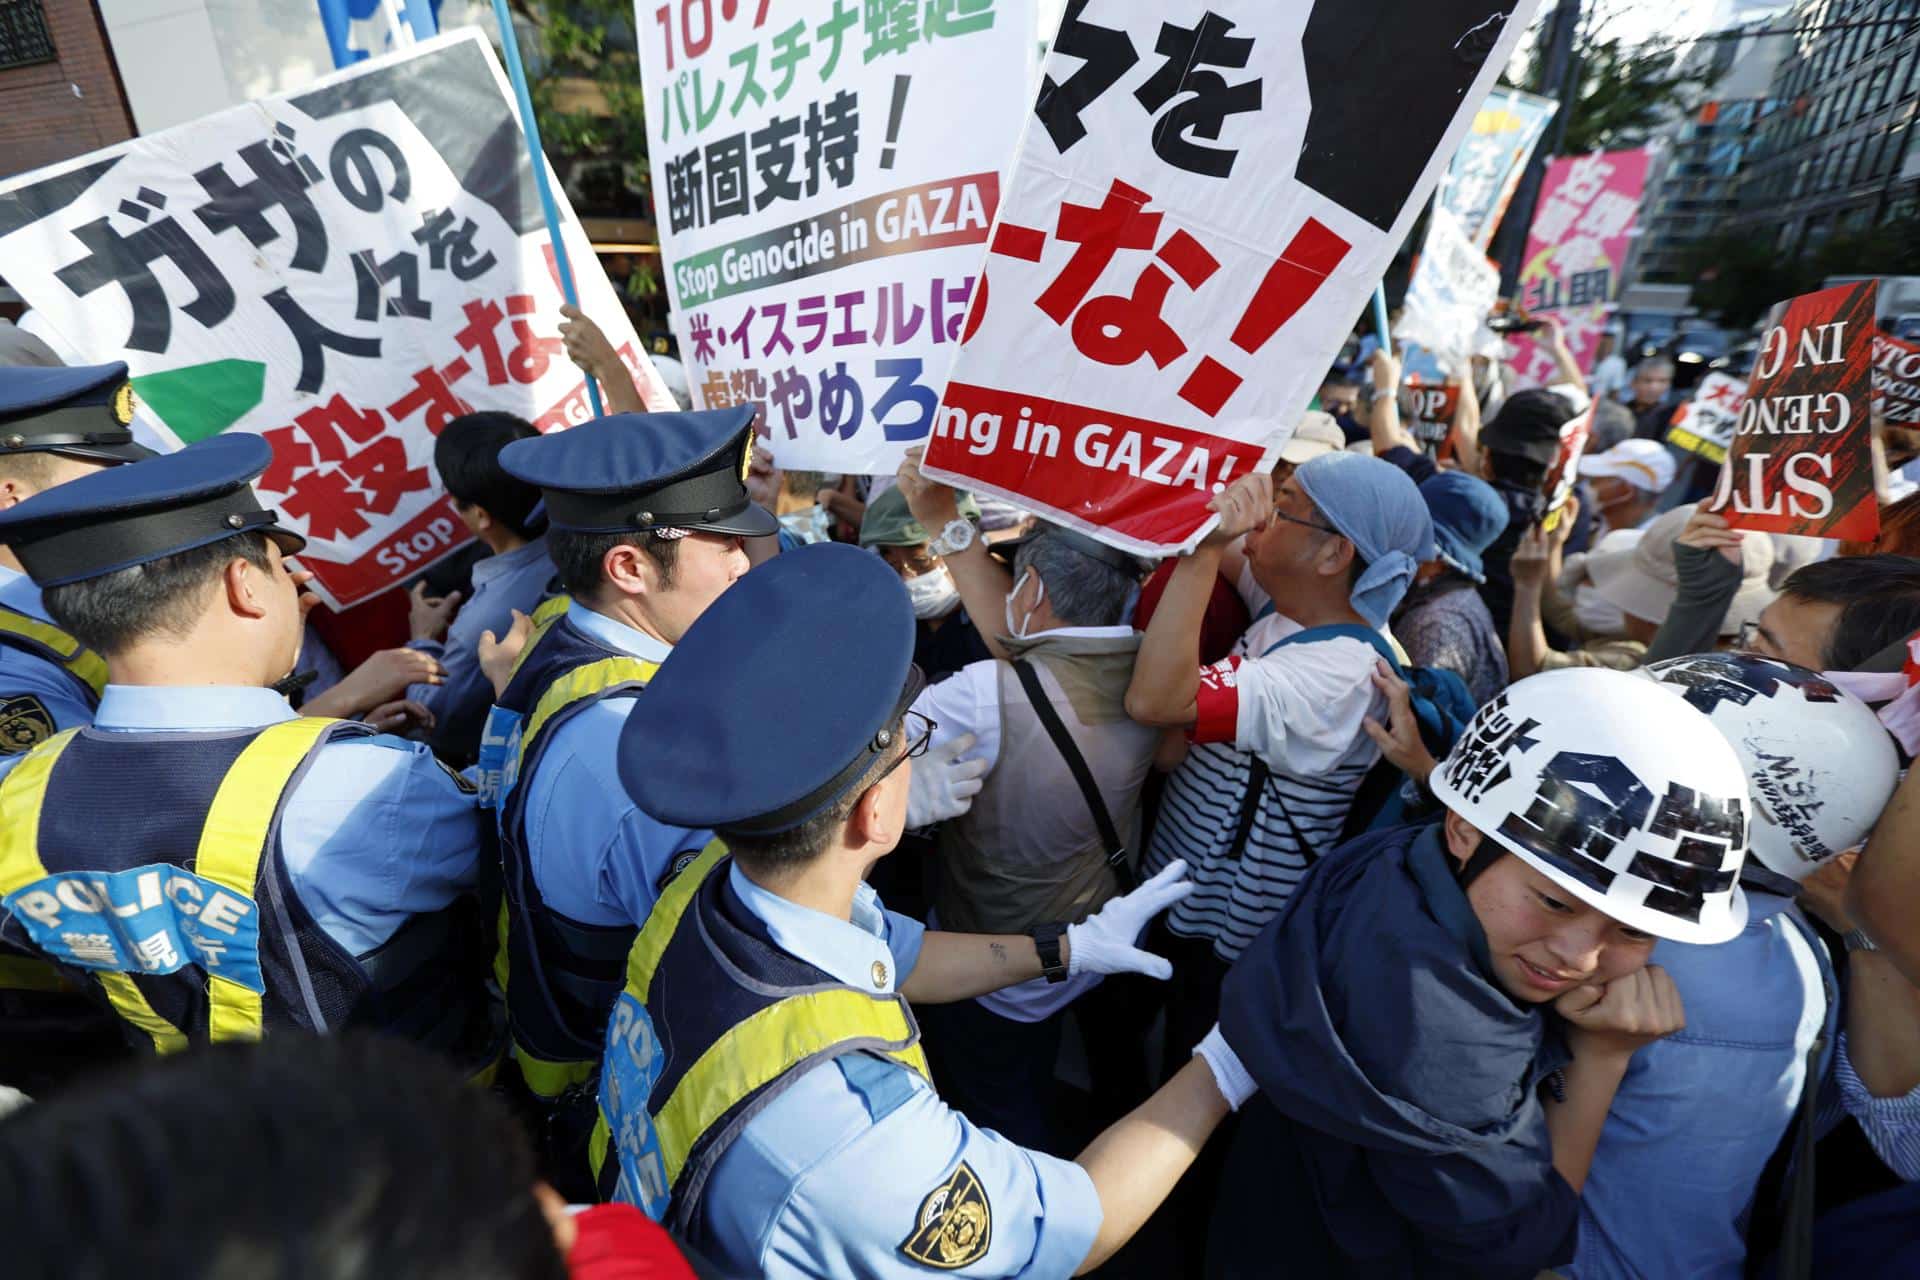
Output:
(1199, 668), (1748, 1278)
(1570, 653), (1920, 1280)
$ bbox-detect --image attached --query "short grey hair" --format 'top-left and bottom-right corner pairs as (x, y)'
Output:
(1013, 530), (1137, 628)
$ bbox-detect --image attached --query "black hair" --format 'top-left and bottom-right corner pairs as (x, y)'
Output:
(435, 412), (543, 540)
(1780, 554), (1920, 670)
(1487, 450), (1550, 492)
(1481, 389), (1574, 495)
(546, 528), (680, 599)
(42, 531), (275, 656)
(720, 723), (902, 876)
(0, 1034), (566, 1280)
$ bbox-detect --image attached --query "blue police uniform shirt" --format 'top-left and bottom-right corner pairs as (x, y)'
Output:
(693, 863), (1102, 1279)
(0, 684), (485, 957)
(405, 536), (555, 739)
(519, 601), (713, 927)
(0, 564), (97, 737)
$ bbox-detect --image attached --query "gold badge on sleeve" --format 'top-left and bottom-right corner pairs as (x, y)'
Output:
(899, 1161), (992, 1270)
(0, 695), (54, 754)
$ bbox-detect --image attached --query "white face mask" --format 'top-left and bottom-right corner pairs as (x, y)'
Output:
(1003, 568), (1046, 639)
(905, 566), (961, 620)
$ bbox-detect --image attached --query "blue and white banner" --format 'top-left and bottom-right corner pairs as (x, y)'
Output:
(318, 0), (440, 69)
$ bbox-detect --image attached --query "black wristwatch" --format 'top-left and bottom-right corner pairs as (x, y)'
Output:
(1031, 923), (1069, 984)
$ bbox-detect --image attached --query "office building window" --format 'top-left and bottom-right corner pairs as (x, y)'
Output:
(0, 0), (56, 72)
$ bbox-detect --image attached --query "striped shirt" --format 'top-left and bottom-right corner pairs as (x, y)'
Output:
(1143, 609), (1386, 963)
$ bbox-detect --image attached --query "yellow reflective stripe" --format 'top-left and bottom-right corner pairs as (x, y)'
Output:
(507, 597), (573, 681)
(493, 898), (510, 993)
(654, 989), (928, 1187)
(0, 728), (77, 896)
(0, 610), (107, 694)
(625, 839), (730, 999)
(513, 1043), (595, 1097)
(193, 717), (341, 1043)
(521, 657), (659, 764)
(0, 730), (187, 1052)
(96, 971), (188, 1053)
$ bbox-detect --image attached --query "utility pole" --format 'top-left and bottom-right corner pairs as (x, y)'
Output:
(1496, 0), (1583, 292)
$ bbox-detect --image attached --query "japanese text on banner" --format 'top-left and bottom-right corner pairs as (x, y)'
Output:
(1508, 148), (1648, 387)
(923, 0), (1542, 554)
(0, 32), (668, 610)
(639, 0), (1034, 476)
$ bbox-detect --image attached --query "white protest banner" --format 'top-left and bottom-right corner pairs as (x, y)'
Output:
(1874, 333), (1920, 428)
(1665, 371), (1747, 465)
(1397, 205), (1500, 366)
(0, 31), (670, 610)
(639, 0), (1034, 476)
(923, 0), (1541, 554)
(1435, 86), (1557, 247)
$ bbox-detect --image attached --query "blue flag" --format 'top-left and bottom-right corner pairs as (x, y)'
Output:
(317, 0), (440, 69)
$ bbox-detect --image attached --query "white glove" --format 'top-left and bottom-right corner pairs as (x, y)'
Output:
(1065, 859), (1194, 980)
(1193, 1024), (1257, 1110)
(906, 731), (989, 828)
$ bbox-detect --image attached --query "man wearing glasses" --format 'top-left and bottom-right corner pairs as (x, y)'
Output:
(592, 543), (1214, 1278)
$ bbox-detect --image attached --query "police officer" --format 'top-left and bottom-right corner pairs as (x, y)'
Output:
(0, 434), (497, 1069)
(0, 362), (155, 1091)
(486, 407), (775, 1111)
(0, 363), (154, 748)
(592, 543), (1241, 1278)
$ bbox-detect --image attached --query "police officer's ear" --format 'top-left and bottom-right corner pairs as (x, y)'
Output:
(225, 548), (283, 621)
(602, 541), (663, 598)
(846, 769), (906, 855)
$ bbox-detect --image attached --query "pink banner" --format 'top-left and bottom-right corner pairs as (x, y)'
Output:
(1508, 148), (1648, 386)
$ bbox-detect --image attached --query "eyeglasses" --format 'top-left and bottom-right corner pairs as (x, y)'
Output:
(1268, 507), (1337, 535)
(873, 710), (936, 785)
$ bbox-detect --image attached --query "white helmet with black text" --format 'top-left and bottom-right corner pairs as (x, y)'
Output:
(1429, 667), (1754, 944)
(1642, 653), (1898, 886)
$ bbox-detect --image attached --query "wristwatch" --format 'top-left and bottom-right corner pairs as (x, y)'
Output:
(929, 517), (976, 558)
(1844, 927), (1880, 953)
(1030, 923), (1069, 984)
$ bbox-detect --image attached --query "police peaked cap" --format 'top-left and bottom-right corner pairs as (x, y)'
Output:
(498, 408), (778, 538)
(617, 543), (924, 834)
(0, 362), (156, 466)
(0, 433), (306, 587)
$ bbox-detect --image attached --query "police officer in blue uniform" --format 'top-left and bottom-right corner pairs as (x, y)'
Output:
(0, 433), (497, 1069)
(0, 363), (154, 750)
(0, 362), (155, 1091)
(593, 542), (1244, 1279)
(484, 406), (777, 1112)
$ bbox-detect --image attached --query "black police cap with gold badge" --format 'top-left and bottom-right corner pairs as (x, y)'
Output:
(616, 542), (925, 834)
(498, 407), (777, 538)
(0, 433), (306, 587)
(0, 362), (155, 466)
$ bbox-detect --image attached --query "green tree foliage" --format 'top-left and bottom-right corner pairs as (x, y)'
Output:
(1557, 37), (1710, 155)
(505, 1), (652, 219)
(1680, 216), (1920, 328)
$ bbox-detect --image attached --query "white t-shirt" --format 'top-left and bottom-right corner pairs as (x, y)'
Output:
(1144, 573), (1388, 962)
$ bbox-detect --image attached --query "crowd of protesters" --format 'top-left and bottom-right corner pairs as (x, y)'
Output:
(0, 297), (1918, 1280)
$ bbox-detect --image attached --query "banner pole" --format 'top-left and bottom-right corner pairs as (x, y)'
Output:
(1371, 283), (1392, 353)
(488, 0), (606, 418)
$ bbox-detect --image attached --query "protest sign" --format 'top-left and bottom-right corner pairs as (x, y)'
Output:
(1507, 148), (1648, 386)
(0, 31), (670, 610)
(1435, 86), (1558, 248)
(637, 0), (1034, 477)
(1403, 375), (1459, 450)
(1541, 399), (1593, 533)
(1665, 371), (1747, 465)
(1711, 281), (1878, 542)
(1874, 332), (1920, 428)
(1397, 205), (1500, 366)
(923, 0), (1542, 554)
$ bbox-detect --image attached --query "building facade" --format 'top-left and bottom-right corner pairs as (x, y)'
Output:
(0, 0), (136, 177)
(1729, 0), (1920, 253)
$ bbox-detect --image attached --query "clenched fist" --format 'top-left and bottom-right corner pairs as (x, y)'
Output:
(1556, 964), (1686, 1061)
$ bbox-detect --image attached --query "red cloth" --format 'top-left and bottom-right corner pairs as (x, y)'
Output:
(304, 590), (409, 671)
(1133, 562), (1252, 667)
(566, 1204), (699, 1280)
